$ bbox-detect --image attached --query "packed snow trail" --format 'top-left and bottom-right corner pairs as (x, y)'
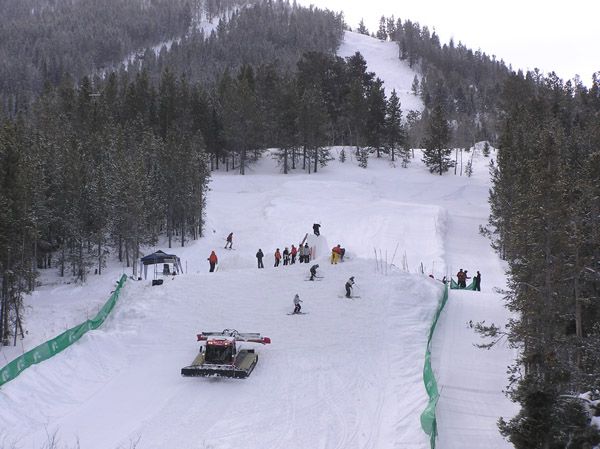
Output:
(431, 188), (518, 448)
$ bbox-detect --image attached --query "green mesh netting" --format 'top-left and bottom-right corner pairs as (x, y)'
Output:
(0, 274), (127, 387)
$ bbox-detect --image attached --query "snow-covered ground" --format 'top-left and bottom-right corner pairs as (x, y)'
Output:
(338, 31), (424, 113)
(0, 147), (516, 449)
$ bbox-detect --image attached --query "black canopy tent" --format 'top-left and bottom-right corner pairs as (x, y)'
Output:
(140, 250), (183, 280)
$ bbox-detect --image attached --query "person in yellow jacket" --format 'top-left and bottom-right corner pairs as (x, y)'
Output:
(331, 245), (342, 264)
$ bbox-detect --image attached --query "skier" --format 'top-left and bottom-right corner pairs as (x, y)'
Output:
(313, 223), (321, 236)
(464, 270), (471, 287)
(309, 264), (319, 281)
(474, 271), (481, 291)
(274, 248), (281, 267)
(283, 247), (290, 266)
(456, 269), (466, 288)
(290, 245), (297, 264)
(256, 249), (264, 269)
(293, 293), (303, 314)
(207, 251), (218, 272)
(225, 232), (233, 249)
(345, 276), (355, 298)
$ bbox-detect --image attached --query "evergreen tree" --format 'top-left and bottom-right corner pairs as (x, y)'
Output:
(365, 78), (387, 157)
(384, 89), (407, 164)
(422, 97), (452, 175)
(376, 16), (387, 40)
(357, 19), (369, 36)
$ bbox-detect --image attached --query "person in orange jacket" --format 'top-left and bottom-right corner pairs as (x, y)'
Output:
(274, 248), (281, 267)
(208, 251), (218, 272)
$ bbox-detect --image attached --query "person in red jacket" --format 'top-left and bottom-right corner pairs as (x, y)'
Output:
(290, 245), (298, 264)
(274, 248), (281, 267)
(331, 245), (342, 264)
(208, 251), (218, 272)
(456, 269), (466, 288)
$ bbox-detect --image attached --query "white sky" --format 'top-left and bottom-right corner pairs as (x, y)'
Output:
(296, 0), (599, 86)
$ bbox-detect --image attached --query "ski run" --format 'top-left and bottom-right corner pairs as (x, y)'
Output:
(0, 31), (516, 449)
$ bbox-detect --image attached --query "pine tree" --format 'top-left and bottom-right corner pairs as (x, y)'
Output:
(376, 16), (387, 40)
(422, 98), (452, 175)
(384, 89), (407, 164)
(365, 78), (387, 157)
(357, 19), (369, 36)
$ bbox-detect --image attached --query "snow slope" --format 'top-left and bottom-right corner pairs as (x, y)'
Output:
(338, 31), (423, 113)
(0, 148), (517, 449)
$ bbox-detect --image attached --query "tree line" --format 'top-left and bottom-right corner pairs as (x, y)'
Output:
(485, 71), (600, 447)
(0, 0), (197, 117)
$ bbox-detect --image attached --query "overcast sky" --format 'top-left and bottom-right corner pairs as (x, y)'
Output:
(295, 0), (599, 85)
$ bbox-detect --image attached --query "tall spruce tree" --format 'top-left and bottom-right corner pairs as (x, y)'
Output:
(422, 96), (452, 175)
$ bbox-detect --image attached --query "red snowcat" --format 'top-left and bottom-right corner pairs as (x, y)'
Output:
(181, 329), (271, 379)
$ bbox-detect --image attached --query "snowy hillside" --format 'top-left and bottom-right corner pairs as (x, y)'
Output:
(0, 148), (516, 449)
(338, 31), (424, 112)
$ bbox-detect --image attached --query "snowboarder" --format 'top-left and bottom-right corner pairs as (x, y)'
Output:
(225, 232), (233, 249)
(208, 251), (218, 272)
(283, 247), (290, 266)
(309, 264), (319, 281)
(474, 271), (481, 291)
(313, 223), (321, 236)
(345, 276), (355, 298)
(456, 269), (466, 288)
(290, 245), (297, 264)
(256, 249), (264, 269)
(293, 293), (303, 314)
(274, 248), (281, 267)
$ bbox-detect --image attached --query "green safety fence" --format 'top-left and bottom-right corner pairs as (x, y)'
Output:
(450, 278), (476, 290)
(420, 282), (449, 448)
(0, 274), (127, 387)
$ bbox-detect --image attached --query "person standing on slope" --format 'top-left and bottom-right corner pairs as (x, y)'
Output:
(474, 271), (481, 291)
(283, 247), (290, 266)
(345, 276), (355, 298)
(309, 264), (319, 281)
(256, 249), (264, 269)
(290, 245), (297, 264)
(208, 251), (218, 272)
(456, 269), (466, 288)
(293, 294), (303, 314)
(274, 248), (281, 267)
(313, 223), (321, 236)
(224, 232), (233, 249)
(303, 243), (311, 263)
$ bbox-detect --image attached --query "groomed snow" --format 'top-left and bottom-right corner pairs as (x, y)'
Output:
(0, 146), (517, 449)
(338, 31), (424, 113)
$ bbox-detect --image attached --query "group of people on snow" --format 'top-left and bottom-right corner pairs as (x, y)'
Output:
(456, 268), (481, 291)
(205, 224), (357, 314)
(271, 243), (311, 268)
